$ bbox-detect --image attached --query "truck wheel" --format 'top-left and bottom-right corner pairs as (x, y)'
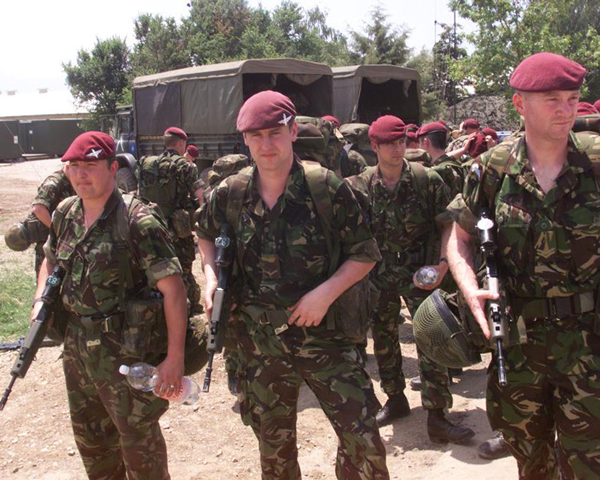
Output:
(116, 167), (137, 192)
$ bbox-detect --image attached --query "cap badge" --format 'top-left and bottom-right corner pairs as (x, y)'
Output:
(86, 148), (103, 159)
(278, 113), (292, 126)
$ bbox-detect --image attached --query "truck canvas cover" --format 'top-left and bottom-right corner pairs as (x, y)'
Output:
(133, 58), (333, 138)
(332, 65), (421, 126)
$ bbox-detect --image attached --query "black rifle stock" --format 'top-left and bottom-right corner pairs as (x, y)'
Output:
(477, 209), (508, 387)
(0, 266), (66, 410)
(202, 224), (233, 393)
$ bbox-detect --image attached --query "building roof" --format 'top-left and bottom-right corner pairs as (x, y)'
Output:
(0, 89), (88, 121)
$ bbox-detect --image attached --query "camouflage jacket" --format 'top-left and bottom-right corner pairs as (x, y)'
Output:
(450, 131), (600, 298)
(196, 158), (381, 309)
(446, 133), (470, 153)
(345, 161), (450, 294)
(31, 169), (74, 212)
(45, 188), (181, 317)
(405, 148), (432, 166)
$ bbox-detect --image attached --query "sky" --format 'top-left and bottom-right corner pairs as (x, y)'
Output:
(0, 0), (469, 97)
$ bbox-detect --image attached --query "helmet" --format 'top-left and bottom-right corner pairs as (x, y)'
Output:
(413, 289), (481, 369)
(4, 222), (30, 251)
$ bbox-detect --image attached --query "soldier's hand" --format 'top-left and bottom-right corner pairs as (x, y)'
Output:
(465, 288), (499, 339)
(30, 301), (44, 324)
(155, 355), (184, 400)
(204, 278), (218, 320)
(287, 288), (332, 328)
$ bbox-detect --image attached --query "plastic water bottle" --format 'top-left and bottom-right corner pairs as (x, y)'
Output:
(119, 362), (200, 405)
(413, 266), (439, 288)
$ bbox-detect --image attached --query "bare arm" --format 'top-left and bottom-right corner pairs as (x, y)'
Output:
(447, 221), (497, 338)
(32, 205), (52, 228)
(154, 274), (187, 398)
(288, 259), (375, 327)
(198, 238), (218, 318)
(194, 188), (203, 205)
(30, 258), (53, 321)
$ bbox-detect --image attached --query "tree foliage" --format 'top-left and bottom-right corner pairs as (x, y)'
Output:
(63, 37), (131, 116)
(350, 7), (411, 65)
(451, 0), (600, 100)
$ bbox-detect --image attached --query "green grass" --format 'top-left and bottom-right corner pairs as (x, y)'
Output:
(0, 242), (37, 341)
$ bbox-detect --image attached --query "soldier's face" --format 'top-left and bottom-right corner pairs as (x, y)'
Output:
(373, 138), (406, 169)
(243, 123), (298, 171)
(514, 90), (579, 141)
(68, 159), (117, 201)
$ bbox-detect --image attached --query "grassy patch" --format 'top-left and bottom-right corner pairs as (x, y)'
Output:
(0, 240), (37, 341)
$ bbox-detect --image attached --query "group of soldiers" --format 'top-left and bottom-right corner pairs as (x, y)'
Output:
(5, 51), (600, 479)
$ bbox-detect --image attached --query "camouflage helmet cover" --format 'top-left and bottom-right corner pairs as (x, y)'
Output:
(413, 289), (482, 369)
(4, 222), (30, 251)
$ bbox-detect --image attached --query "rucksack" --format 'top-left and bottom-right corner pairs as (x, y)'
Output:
(137, 154), (179, 219)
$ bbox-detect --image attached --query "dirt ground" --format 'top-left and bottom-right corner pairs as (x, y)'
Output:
(0, 158), (517, 479)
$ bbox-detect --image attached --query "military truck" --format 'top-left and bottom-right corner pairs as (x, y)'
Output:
(332, 64), (421, 125)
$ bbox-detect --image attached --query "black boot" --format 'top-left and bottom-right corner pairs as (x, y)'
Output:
(409, 376), (422, 391)
(376, 393), (411, 426)
(427, 408), (475, 444)
(477, 431), (510, 459)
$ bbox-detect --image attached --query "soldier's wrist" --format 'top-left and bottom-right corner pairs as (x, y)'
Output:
(31, 297), (44, 307)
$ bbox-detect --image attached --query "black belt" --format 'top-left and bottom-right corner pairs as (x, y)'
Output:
(69, 312), (123, 333)
(511, 292), (595, 320)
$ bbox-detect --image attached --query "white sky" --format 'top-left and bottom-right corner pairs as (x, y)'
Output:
(0, 0), (468, 96)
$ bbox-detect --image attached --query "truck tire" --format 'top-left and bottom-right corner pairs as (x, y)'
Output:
(116, 167), (137, 192)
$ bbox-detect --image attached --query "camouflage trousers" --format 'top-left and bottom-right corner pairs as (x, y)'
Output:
(486, 314), (600, 480)
(63, 319), (170, 480)
(235, 307), (389, 480)
(174, 236), (201, 315)
(372, 291), (452, 410)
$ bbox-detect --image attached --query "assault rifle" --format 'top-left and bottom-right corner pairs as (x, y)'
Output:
(476, 209), (508, 387)
(202, 224), (234, 393)
(0, 266), (66, 410)
(0, 338), (58, 352)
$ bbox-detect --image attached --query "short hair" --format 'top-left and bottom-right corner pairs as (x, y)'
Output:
(164, 133), (182, 149)
(424, 131), (447, 150)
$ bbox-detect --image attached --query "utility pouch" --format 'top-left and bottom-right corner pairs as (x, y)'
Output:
(171, 209), (192, 238)
(122, 295), (167, 358)
(328, 278), (379, 343)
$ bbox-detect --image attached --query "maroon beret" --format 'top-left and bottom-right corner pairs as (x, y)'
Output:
(463, 118), (480, 129)
(406, 131), (418, 142)
(368, 115), (406, 143)
(510, 52), (586, 92)
(405, 123), (419, 133)
(577, 102), (599, 116)
(594, 100), (600, 112)
(467, 132), (490, 158)
(322, 115), (341, 129)
(417, 121), (448, 138)
(62, 131), (115, 163)
(165, 127), (188, 141)
(481, 127), (498, 141)
(186, 144), (199, 158)
(237, 90), (296, 133)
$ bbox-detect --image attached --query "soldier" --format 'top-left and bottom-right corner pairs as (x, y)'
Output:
(137, 127), (203, 315)
(31, 131), (187, 479)
(345, 116), (475, 443)
(184, 144), (200, 163)
(197, 91), (389, 479)
(446, 117), (480, 152)
(447, 52), (600, 477)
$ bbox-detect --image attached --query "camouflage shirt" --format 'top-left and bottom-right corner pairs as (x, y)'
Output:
(197, 158), (381, 309)
(45, 188), (181, 317)
(31, 169), (74, 212)
(345, 160), (450, 294)
(450, 131), (600, 298)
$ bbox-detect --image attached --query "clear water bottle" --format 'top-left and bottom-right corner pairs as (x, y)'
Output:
(119, 362), (200, 405)
(413, 266), (439, 288)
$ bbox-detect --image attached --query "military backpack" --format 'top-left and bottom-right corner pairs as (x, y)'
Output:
(137, 154), (179, 219)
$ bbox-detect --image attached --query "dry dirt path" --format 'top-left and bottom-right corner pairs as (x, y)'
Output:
(0, 158), (517, 479)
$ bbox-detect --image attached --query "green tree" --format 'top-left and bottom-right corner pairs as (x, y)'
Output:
(63, 37), (131, 121)
(451, 0), (600, 99)
(350, 7), (411, 65)
(131, 14), (190, 76)
(431, 22), (469, 106)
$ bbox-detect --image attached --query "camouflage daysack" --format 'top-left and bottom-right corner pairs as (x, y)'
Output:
(224, 161), (377, 343)
(204, 154), (251, 202)
(137, 154), (179, 219)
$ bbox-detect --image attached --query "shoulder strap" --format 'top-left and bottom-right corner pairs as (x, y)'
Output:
(224, 166), (254, 228)
(410, 161), (429, 198)
(53, 196), (79, 240)
(113, 195), (138, 312)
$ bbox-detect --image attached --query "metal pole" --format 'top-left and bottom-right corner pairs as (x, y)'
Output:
(453, 8), (457, 125)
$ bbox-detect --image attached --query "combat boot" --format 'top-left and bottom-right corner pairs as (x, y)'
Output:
(409, 376), (422, 391)
(376, 392), (411, 426)
(427, 408), (475, 444)
(477, 431), (510, 459)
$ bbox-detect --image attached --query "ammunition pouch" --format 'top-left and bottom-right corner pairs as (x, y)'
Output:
(171, 209), (192, 238)
(122, 294), (167, 359)
(327, 278), (379, 343)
